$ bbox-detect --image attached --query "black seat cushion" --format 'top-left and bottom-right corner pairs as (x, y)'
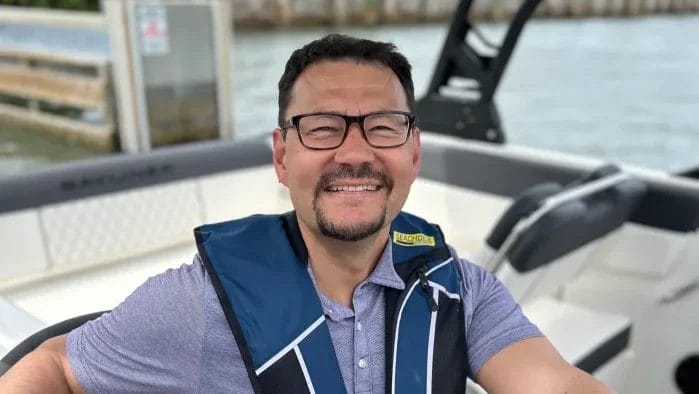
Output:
(507, 174), (646, 273)
(485, 182), (563, 250)
(484, 164), (647, 273)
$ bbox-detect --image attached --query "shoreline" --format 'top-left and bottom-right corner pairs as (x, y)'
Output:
(230, 0), (699, 29)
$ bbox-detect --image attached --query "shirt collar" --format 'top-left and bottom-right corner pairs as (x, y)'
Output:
(366, 240), (405, 290)
(308, 240), (406, 321)
(306, 240), (406, 291)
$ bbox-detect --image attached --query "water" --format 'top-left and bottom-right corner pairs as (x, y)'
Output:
(1, 15), (698, 178)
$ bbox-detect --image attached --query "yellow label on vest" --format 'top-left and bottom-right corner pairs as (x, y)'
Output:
(392, 231), (435, 247)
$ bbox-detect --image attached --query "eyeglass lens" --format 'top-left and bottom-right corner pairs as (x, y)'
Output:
(298, 113), (410, 148)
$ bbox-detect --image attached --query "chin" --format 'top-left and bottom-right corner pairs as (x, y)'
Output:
(315, 208), (387, 242)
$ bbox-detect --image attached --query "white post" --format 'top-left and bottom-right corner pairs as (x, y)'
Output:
(103, 0), (142, 153)
(332, 0), (348, 26)
(213, 0), (235, 141)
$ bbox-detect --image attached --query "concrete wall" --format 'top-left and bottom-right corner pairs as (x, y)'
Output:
(230, 0), (699, 28)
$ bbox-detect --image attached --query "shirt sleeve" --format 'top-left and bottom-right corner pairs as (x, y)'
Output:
(457, 257), (543, 378)
(66, 257), (207, 393)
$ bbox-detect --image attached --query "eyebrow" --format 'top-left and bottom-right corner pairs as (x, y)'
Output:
(304, 107), (402, 115)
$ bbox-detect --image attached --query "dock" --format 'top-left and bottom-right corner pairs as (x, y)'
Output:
(0, 48), (116, 151)
(0, 2), (233, 153)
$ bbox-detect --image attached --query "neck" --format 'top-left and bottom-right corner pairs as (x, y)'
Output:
(297, 218), (389, 308)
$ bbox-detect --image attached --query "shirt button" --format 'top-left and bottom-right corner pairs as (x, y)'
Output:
(358, 358), (367, 369)
(356, 321), (363, 331)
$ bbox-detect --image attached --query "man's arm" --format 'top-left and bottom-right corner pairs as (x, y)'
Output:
(0, 334), (85, 394)
(475, 336), (613, 394)
(1, 259), (208, 393)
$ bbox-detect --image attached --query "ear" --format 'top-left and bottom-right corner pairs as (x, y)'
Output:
(272, 128), (289, 187)
(411, 127), (421, 179)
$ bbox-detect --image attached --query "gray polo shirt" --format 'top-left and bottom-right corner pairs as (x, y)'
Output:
(67, 243), (541, 393)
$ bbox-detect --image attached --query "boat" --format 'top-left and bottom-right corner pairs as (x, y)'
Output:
(1, 1), (698, 392)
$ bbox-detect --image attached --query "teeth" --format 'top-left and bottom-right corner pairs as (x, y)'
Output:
(328, 185), (379, 192)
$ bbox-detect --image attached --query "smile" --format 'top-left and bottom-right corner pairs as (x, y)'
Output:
(325, 184), (381, 192)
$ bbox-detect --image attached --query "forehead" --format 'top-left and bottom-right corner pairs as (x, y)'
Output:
(288, 59), (409, 113)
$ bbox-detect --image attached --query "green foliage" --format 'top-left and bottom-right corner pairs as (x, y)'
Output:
(16, 0), (51, 7)
(0, 0), (100, 11)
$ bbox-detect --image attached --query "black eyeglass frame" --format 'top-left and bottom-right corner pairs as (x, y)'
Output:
(280, 110), (417, 150)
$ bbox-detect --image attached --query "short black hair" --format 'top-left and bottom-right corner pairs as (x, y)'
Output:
(277, 34), (415, 127)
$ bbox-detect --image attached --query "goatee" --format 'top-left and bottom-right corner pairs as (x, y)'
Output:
(313, 163), (393, 242)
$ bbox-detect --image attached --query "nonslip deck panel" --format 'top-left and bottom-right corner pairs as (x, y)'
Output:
(0, 135), (697, 232)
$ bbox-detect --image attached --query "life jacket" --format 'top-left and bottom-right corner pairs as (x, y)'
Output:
(195, 211), (467, 393)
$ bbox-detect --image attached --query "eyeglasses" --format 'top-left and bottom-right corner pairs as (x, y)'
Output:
(280, 111), (416, 150)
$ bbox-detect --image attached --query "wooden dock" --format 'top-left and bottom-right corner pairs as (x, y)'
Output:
(0, 48), (117, 151)
(0, 4), (234, 153)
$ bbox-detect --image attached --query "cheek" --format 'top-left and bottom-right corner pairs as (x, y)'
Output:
(388, 156), (418, 198)
(393, 171), (415, 197)
(286, 156), (324, 194)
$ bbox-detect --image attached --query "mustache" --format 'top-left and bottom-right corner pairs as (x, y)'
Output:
(315, 163), (393, 195)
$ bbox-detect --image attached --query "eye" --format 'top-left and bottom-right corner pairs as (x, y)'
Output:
(365, 114), (407, 134)
(299, 115), (345, 136)
(368, 124), (401, 132)
(309, 126), (342, 132)
(305, 126), (344, 136)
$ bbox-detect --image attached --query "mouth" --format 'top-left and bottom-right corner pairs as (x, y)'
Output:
(314, 164), (393, 203)
(324, 182), (383, 193)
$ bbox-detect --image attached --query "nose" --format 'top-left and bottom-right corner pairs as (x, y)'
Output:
(333, 122), (375, 165)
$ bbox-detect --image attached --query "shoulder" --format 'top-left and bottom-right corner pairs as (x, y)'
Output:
(66, 255), (213, 392)
(450, 249), (498, 300)
(78, 256), (209, 330)
(449, 251), (543, 377)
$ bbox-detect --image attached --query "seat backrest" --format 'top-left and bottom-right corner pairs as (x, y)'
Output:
(478, 164), (646, 302)
(0, 311), (107, 377)
(478, 182), (563, 271)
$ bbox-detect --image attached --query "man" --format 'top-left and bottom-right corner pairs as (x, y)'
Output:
(0, 34), (612, 393)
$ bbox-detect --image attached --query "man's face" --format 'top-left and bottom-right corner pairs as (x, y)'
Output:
(273, 59), (421, 242)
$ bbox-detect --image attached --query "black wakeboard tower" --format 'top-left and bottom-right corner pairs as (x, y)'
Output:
(416, 0), (543, 143)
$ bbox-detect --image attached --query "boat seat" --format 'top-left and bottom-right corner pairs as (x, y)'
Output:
(470, 164), (644, 387)
(0, 297), (46, 361)
(476, 164), (647, 302)
(0, 311), (107, 377)
(465, 295), (633, 393)
(523, 297), (632, 376)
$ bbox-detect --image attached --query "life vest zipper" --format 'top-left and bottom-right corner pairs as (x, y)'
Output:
(417, 265), (439, 312)
(389, 257), (454, 394)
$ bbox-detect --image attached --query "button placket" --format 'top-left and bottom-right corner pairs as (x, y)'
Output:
(353, 285), (374, 393)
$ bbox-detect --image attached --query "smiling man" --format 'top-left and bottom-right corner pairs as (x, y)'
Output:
(0, 34), (613, 394)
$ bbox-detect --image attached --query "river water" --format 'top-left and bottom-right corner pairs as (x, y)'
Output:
(1, 15), (698, 178)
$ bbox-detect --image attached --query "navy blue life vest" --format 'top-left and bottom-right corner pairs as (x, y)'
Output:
(195, 211), (467, 393)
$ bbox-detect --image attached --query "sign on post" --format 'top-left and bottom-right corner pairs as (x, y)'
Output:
(104, 0), (233, 153)
(137, 5), (169, 56)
